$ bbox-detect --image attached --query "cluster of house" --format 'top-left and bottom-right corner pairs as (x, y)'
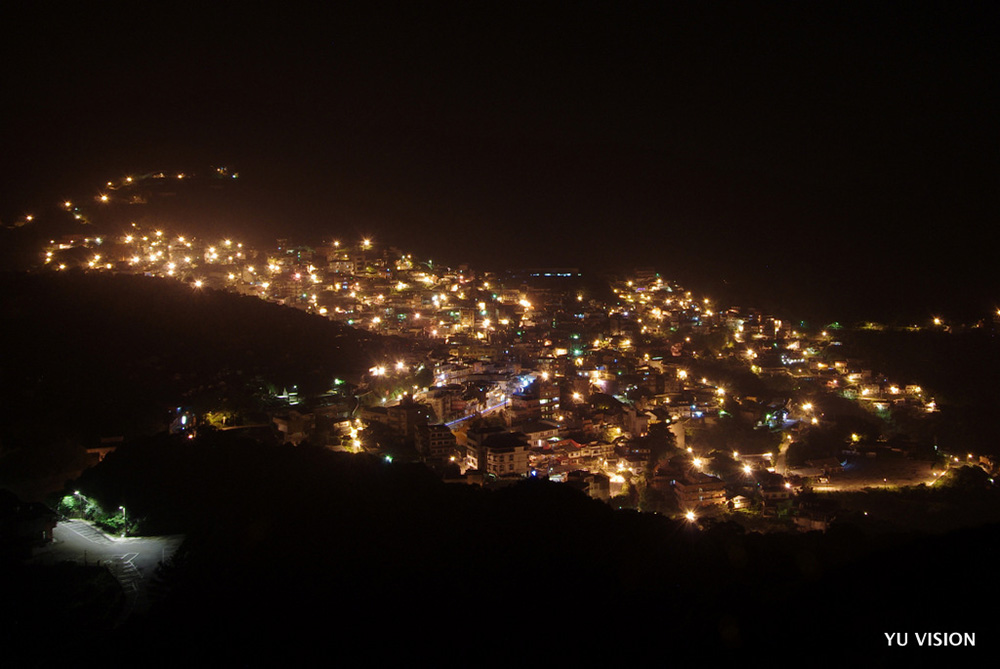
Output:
(44, 225), (957, 525)
(206, 258), (868, 520)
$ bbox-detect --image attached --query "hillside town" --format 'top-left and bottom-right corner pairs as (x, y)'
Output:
(33, 177), (994, 532)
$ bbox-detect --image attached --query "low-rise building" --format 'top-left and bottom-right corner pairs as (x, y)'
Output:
(481, 432), (531, 478)
(673, 471), (727, 509)
(565, 470), (611, 501)
(416, 423), (459, 459)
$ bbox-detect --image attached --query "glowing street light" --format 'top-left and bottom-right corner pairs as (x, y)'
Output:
(73, 490), (87, 516)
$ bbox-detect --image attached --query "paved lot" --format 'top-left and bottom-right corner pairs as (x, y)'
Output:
(812, 455), (939, 492)
(29, 521), (185, 619)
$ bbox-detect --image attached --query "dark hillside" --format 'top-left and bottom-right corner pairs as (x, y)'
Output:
(36, 432), (997, 662)
(0, 271), (384, 486)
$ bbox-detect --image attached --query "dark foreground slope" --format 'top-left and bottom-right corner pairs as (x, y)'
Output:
(0, 271), (386, 492)
(15, 432), (993, 664)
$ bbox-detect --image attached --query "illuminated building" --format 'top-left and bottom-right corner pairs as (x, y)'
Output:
(672, 471), (727, 509)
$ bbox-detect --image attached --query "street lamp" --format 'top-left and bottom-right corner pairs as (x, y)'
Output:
(73, 490), (87, 518)
(119, 506), (127, 537)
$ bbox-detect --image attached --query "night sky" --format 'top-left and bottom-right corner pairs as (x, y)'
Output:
(3, 2), (997, 322)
